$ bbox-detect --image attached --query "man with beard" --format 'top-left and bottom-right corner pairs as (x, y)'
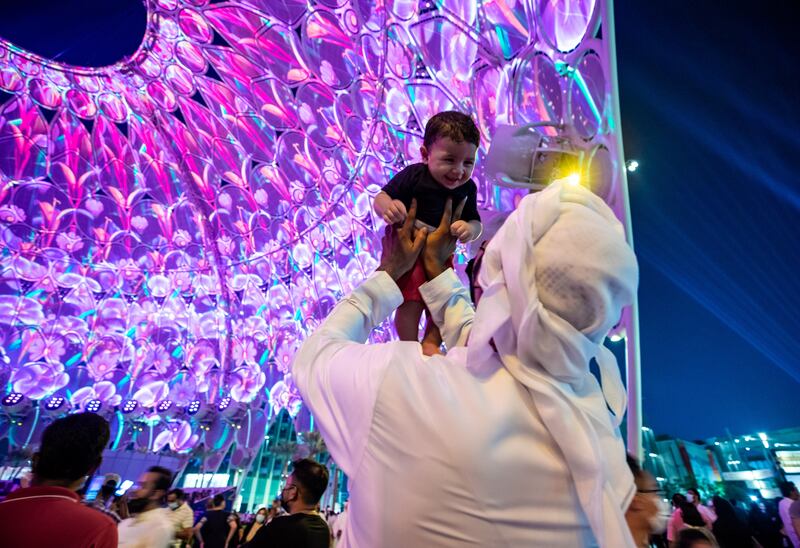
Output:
(117, 465), (175, 547)
(244, 458), (330, 548)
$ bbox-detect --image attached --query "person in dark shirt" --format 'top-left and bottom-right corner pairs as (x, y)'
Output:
(373, 111), (482, 355)
(245, 458), (330, 548)
(196, 494), (237, 548)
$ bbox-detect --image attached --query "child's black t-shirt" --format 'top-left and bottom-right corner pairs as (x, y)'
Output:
(381, 163), (480, 227)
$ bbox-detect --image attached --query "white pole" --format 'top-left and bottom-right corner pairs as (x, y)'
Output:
(603, 0), (643, 458)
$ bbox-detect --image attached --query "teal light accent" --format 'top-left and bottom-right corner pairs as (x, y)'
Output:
(572, 69), (603, 127)
(495, 27), (511, 59)
(117, 374), (131, 389)
(172, 346), (184, 359)
(259, 349), (269, 366)
(79, 309), (97, 319)
(64, 352), (82, 367)
(111, 411), (124, 450)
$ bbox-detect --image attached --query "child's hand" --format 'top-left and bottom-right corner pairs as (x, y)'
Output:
(450, 220), (472, 242)
(383, 199), (407, 224)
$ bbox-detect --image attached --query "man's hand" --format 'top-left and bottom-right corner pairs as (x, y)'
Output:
(382, 199), (407, 224)
(423, 197), (466, 279)
(378, 199), (426, 281)
(450, 220), (472, 242)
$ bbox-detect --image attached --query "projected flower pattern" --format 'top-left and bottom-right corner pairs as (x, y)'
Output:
(0, 0), (619, 460)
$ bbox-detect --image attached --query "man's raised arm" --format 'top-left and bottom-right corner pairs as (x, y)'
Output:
(418, 197), (475, 349)
(291, 201), (426, 478)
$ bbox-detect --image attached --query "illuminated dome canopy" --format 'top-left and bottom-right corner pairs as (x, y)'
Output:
(0, 0), (626, 466)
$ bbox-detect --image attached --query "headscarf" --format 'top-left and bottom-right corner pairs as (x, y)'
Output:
(467, 181), (639, 547)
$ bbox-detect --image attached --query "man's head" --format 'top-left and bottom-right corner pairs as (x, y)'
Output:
(128, 466), (172, 514)
(280, 458), (329, 514)
(676, 528), (715, 548)
(31, 412), (110, 490)
(624, 454), (664, 545)
(167, 488), (185, 509)
(421, 111), (479, 190)
(213, 493), (226, 509)
(780, 481), (799, 500)
(686, 487), (700, 504)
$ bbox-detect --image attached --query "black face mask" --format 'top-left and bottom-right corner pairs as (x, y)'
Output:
(279, 494), (290, 513)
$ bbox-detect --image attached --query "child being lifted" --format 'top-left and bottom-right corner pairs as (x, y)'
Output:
(373, 111), (482, 355)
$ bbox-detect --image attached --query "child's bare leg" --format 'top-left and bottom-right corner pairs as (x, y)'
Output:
(395, 300), (425, 342)
(421, 312), (443, 356)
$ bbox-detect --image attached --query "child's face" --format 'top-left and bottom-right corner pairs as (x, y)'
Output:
(420, 136), (478, 190)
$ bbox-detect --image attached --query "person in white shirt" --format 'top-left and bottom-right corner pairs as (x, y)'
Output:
(166, 488), (194, 548)
(293, 182), (640, 547)
(117, 466), (176, 548)
(779, 481), (800, 547)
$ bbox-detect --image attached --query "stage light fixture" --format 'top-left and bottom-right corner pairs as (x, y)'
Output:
(156, 400), (174, 412)
(187, 400), (201, 415)
(121, 399), (139, 414)
(86, 399), (102, 413)
(2, 392), (24, 407)
(625, 159), (639, 172)
(218, 397), (232, 412)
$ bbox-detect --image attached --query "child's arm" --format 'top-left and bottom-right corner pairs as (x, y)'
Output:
(374, 191), (407, 224)
(450, 220), (483, 242)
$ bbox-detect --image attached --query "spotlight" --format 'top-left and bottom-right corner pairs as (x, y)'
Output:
(121, 399), (139, 414)
(187, 400), (201, 415)
(563, 173), (581, 187)
(1, 392), (32, 416)
(2, 392), (24, 407)
(217, 396), (241, 419)
(44, 396), (66, 410)
(156, 400), (174, 412)
(625, 159), (639, 172)
(86, 399), (103, 413)
(217, 396), (232, 412)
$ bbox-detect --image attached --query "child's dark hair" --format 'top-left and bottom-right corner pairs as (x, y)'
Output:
(423, 111), (480, 148)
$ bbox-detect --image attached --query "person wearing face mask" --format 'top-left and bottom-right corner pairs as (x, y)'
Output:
(687, 488), (717, 529)
(0, 413), (117, 547)
(625, 455), (669, 547)
(117, 466), (176, 548)
(166, 488), (194, 547)
(244, 459), (330, 548)
(239, 508), (268, 545)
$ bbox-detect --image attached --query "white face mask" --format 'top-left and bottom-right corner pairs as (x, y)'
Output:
(255, 514), (266, 524)
(686, 493), (695, 503)
(649, 498), (671, 534)
(168, 502), (179, 510)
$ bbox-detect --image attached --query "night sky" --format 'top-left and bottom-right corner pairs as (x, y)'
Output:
(615, 0), (800, 439)
(1, 1), (797, 441)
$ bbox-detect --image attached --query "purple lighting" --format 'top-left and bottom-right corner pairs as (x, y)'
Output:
(0, 0), (630, 455)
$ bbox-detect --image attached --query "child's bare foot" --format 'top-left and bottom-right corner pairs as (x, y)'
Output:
(421, 341), (441, 356)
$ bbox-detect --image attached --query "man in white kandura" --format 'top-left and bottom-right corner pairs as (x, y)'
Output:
(293, 181), (639, 547)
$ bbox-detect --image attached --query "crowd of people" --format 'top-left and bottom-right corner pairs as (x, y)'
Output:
(0, 412), (334, 547)
(657, 483), (800, 547)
